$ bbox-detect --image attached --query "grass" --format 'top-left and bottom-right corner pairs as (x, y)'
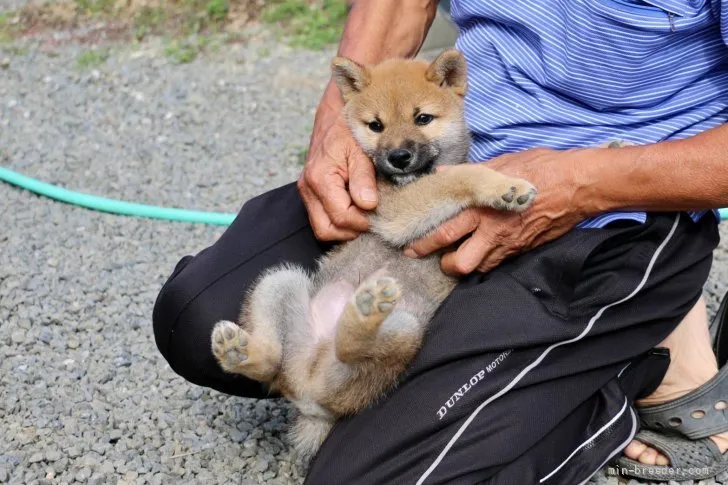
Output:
(0, 12), (23, 44)
(4, 45), (29, 56)
(206, 0), (228, 22)
(1, 0), (347, 58)
(132, 6), (167, 40)
(74, 0), (117, 16)
(164, 36), (213, 63)
(76, 48), (109, 69)
(262, 0), (347, 50)
(297, 147), (309, 165)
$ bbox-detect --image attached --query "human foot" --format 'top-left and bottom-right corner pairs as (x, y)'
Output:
(622, 297), (728, 465)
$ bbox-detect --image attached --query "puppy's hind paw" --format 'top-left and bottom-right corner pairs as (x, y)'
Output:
(211, 320), (249, 372)
(354, 277), (401, 321)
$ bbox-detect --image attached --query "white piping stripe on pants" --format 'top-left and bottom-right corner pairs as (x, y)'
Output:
(415, 213), (681, 485)
(539, 397), (629, 482)
(576, 408), (639, 485)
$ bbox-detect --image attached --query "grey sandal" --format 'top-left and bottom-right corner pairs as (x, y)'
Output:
(613, 291), (728, 481)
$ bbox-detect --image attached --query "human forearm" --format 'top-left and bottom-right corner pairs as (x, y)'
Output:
(578, 124), (728, 216)
(317, 0), (438, 121)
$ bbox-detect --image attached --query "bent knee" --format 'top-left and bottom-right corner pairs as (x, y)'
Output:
(152, 255), (216, 384)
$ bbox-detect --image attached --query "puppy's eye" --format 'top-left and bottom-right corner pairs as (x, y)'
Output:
(368, 120), (384, 133)
(415, 113), (434, 126)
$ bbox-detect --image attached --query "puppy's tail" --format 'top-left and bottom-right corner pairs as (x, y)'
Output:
(290, 414), (334, 462)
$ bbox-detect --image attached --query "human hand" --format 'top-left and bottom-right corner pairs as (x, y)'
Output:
(404, 148), (593, 276)
(297, 102), (378, 241)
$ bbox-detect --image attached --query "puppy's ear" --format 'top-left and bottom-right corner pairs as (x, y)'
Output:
(426, 49), (467, 96)
(331, 57), (371, 101)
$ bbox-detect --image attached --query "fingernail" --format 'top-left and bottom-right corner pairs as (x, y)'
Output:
(404, 248), (417, 258)
(359, 188), (377, 203)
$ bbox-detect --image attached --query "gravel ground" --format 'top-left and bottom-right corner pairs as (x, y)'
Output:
(1, 22), (727, 485)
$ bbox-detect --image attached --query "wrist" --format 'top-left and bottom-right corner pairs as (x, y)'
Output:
(571, 145), (648, 217)
(312, 81), (346, 135)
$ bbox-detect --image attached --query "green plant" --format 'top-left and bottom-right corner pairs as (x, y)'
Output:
(206, 0), (228, 22)
(74, 0), (116, 15)
(262, 0), (347, 50)
(297, 147), (309, 165)
(164, 38), (199, 63)
(76, 48), (109, 69)
(132, 6), (166, 40)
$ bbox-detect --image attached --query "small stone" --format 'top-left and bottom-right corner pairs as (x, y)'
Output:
(66, 446), (82, 458)
(29, 452), (44, 463)
(88, 473), (105, 485)
(99, 461), (114, 474)
(75, 467), (91, 482)
(53, 458), (68, 474)
(39, 328), (53, 344)
(67, 337), (80, 349)
(1, 58), (9, 69)
(253, 457), (270, 473)
(82, 452), (99, 467)
(0, 467), (6, 482)
(91, 442), (106, 455)
(45, 451), (61, 462)
(11, 330), (25, 344)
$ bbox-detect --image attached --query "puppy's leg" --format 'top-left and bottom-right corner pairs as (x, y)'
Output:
(289, 412), (334, 461)
(335, 276), (402, 363)
(371, 164), (538, 246)
(211, 265), (312, 383)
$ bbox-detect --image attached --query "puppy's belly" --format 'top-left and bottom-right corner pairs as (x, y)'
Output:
(309, 281), (356, 341)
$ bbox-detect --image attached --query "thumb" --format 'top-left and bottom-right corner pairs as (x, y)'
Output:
(348, 149), (378, 210)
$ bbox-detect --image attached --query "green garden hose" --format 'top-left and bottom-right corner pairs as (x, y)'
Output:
(0, 167), (236, 226)
(1, 166), (727, 225)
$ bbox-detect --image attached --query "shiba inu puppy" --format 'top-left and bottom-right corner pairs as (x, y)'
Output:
(210, 49), (537, 459)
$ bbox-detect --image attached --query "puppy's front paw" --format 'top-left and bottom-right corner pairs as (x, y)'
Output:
(211, 320), (249, 372)
(495, 179), (537, 212)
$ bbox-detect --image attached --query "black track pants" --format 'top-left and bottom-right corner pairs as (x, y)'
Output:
(152, 182), (720, 485)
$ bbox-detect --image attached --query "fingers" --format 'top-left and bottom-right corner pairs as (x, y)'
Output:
(300, 162), (370, 236)
(404, 209), (481, 258)
(440, 235), (487, 276)
(440, 229), (513, 276)
(297, 176), (361, 241)
(347, 148), (378, 211)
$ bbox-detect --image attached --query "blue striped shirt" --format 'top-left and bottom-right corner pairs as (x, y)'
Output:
(450, 0), (726, 228)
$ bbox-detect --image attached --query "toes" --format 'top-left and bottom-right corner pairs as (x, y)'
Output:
(517, 187), (537, 206)
(495, 183), (537, 211)
(502, 186), (516, 203)
(623, 440), (647, 460)
(378, 302), (393, 313)
(225, 349), (247, 365)
(354, 277), (401, 318)
(638, 447), (659, 465)
(355, 290), (375, 316)
(624, 440), (671, 467)
(375, 277), (400, 301)
(214, 330), (225, 346)
(655, 453), (670, 466)
(223, 324), (236, 340)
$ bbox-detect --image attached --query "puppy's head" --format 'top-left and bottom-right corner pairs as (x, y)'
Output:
(331, 49), (471, 185)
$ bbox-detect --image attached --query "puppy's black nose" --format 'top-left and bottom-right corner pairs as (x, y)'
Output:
(387, 149), (413, 170)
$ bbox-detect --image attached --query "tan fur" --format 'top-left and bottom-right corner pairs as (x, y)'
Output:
(210, 50), (538, 461)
